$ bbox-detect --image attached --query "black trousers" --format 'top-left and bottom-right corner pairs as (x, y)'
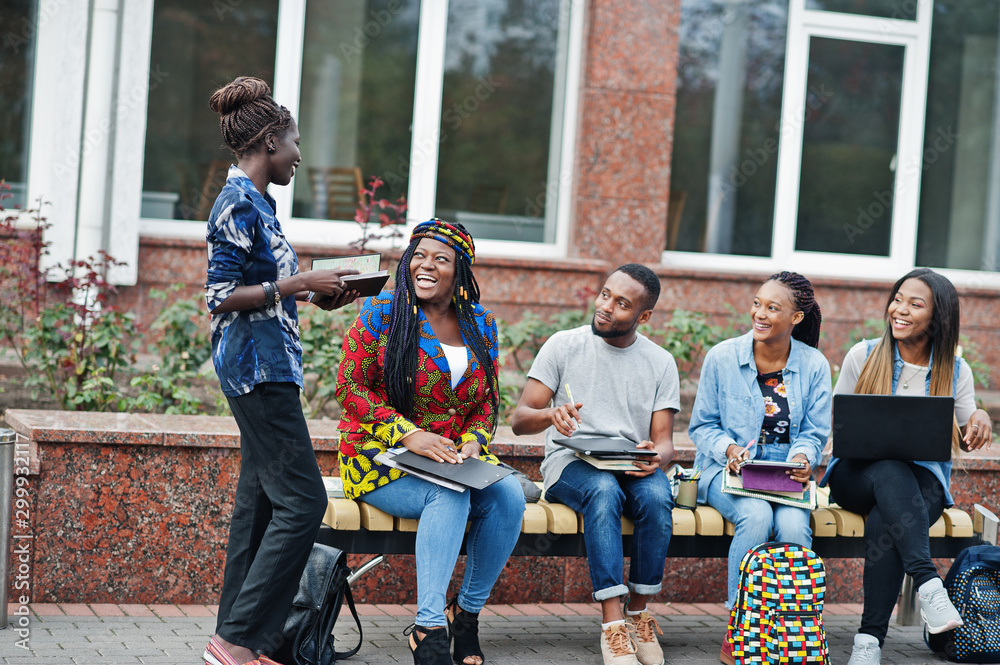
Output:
(828, 459), (946, 645)
(215, 382), (328, 655)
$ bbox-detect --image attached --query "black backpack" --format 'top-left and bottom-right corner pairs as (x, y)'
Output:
(274, 543), (363, 665)
(926, 544), (1000, 663)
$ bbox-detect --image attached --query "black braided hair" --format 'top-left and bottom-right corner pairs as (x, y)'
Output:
(383, 223), (499, 434)
(208, 77), (293, 158)
(766, 271), (822, 348)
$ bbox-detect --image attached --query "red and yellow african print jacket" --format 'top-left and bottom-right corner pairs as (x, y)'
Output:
(336, 292), (500, 499)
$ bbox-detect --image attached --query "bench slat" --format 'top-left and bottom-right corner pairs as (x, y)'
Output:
(324, 499), (361, 531)
(693, 507), (724, 536)
(929, 515), (946, 538)
(672, 508), (696, 536)
(359, 503), (394, 531)
(539, 500), (578, 534)
(522, 503), (548, 534)
(942, 508), (974, 538)
(810, 508), (837, 538)
(396, 517), (419, 532)
(828, 508), (865, 537)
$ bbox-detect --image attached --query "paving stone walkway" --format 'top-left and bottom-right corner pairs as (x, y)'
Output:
(0, 603), (950, 664)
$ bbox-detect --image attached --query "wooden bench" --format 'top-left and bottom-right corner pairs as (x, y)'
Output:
(316, 481), (998, 624)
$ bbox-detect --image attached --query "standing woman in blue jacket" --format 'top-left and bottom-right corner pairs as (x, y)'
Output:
(821, 268), (992, 665)
(202, 77), (360, 665)
(689, 271), (831, 665)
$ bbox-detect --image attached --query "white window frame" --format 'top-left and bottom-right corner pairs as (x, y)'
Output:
(662, 0), (1000, 289)
(135, 0), (584, 261)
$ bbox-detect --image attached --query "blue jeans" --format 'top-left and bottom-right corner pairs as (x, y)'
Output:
(546, 460), (673, 601)
(359, 473), (524, 627)
(705, 443), (812, 609)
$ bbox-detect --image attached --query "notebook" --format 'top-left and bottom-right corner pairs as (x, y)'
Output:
(722, 472), (817, 509)
(311, 254), (389, 297)
(738, 460), (806, 493)
(832, 394), (955, 462)
(552, 437), (657, 460)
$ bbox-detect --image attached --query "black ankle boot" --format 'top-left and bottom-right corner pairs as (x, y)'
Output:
(445, 596), (484, 665)
(404, 624), (451, 665)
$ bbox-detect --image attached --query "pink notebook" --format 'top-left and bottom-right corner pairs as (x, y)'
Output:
(739, 460), (806, 493)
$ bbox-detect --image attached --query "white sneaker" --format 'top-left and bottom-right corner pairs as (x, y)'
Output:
(847, 633), (881, 665)
(625, 612), (664, 665)
(919, 577), (964, 634)
(600, 622), (639, 665)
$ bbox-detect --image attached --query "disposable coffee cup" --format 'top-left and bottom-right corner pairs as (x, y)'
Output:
(675, 478), (698, 510)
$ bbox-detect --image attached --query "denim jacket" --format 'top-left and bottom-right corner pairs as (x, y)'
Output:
(689, 331), (832, 505)
(819, 338), (964, 506)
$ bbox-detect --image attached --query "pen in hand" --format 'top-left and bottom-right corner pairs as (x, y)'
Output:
(564, 383), (582, 431)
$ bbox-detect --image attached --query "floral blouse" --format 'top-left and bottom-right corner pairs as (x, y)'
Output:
(757, 370), (791, 444)
(336, 292), (500, 499)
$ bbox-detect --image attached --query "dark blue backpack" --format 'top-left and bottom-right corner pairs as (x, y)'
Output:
(926, 545), (1000, 663)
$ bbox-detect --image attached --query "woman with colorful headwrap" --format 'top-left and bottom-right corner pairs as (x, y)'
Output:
(336, 220), (525, 665)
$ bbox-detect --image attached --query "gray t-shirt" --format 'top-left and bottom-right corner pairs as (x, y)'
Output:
(527, 325), (681, 490)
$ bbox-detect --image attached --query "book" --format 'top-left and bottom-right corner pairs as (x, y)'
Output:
(322, 476), (346, 499)
(374, 447), (515, 492)
(311, 254), (390, 297)
(722, 471), (817, 510)
(738, 459), (807, 493)
(552, 436), (657, 460)
(575, 452), (644, 471)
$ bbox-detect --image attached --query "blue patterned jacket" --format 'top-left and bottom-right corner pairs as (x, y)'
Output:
(205, 166), (303, 397)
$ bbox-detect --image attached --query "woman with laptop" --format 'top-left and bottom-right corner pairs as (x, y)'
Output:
(689, 271), (831, 665)
(336, 220), (524, 665)
(821, 268), (993, 665)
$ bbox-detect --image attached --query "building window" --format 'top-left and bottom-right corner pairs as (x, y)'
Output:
(137, 0), (579, 250)
(667, 0), (999, 284)
(0, 0), (37, 209)
(140, 0), (279, 221)
(292, 0), (419, 221)
(916, 0), (1000, 272)
(669, 0), (788, 256)
(433, 0), (566, 243)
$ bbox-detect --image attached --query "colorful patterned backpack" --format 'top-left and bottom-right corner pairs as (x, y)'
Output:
(728, 542), (829, 664)
(925, 544), (1000, 663)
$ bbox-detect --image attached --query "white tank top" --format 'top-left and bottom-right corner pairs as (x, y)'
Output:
(441, 343), (468, 389)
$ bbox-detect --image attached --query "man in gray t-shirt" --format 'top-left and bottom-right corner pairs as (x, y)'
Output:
(512, 264), (679, 665)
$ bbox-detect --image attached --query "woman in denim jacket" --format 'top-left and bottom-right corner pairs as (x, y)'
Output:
(689, 272), (831, 665)
(821, 268), (992, 665)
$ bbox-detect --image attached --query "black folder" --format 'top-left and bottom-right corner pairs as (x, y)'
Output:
(388, 450), (516, 490)
(552, 436), (657, 460)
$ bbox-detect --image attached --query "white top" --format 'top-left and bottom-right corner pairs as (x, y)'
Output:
(441, 343), (468, 389)
(836, 342), (976, 425)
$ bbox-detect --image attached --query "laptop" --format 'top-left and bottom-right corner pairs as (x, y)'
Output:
(552, 436), (657, 460)
(832, 394), (955, 462)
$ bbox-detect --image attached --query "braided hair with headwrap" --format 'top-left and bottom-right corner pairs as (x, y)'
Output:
(765, 271), (823, 348)
(209, 77), (293, 157)
(383, 220), (499, 431)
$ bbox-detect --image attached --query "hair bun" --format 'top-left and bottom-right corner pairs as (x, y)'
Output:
(209, 76), (272, 116)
